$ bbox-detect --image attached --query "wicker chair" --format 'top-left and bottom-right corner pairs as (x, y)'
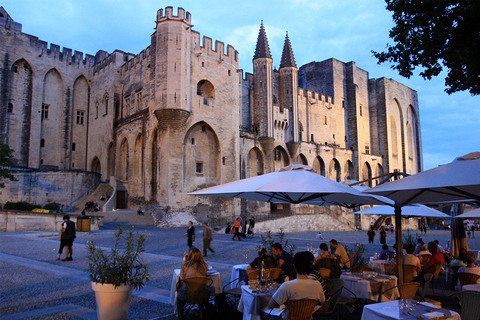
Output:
(312, 278), (345, 319)
(402, 264), (418, 283)
(419, 253), (431, 266)
(285, 299), (319, 320)
(456, 290), (480, 320)
(449, 266), (460, 289)
(421, 262), (444, 299)
(351, 266), (373, 273)
(264, 268), (282, 281)
(318, 267), (332, 278)
(458, 272), (480, 287)
(247, 268), (261, 281)
(379, 282), (420, 300)
(177, 277), (213, 320)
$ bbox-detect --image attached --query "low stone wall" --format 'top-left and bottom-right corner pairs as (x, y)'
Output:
(0, 169), (101, 211)
(0, 209), (103, 232)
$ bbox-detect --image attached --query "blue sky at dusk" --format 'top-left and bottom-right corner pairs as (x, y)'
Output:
(3, 0), (478, 170)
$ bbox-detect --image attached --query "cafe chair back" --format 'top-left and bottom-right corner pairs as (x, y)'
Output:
(379, 282), (420, 300)
(457, 272), (480, 287)
(351, 266), (373, 273)
(247, 269), (261, 281)
(177, 277), (213, 320)
(456, 290), (480, 320)
(285, 299), (319, 320)
(222, 277), (243, 304)
(402, 264), (418, 283)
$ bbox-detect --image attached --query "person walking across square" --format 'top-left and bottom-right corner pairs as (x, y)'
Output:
(202, 222), (215, 257)
(232, 218), (242, 241)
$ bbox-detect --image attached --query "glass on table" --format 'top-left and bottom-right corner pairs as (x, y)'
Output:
(399, 299), (409, 315)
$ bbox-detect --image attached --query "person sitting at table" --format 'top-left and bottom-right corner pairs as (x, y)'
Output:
(421, 241), (444, 276)
(271, 243), (296, 282)
(379, 244), (395, 260)
(177, 247), (210, 319)
(314, 243), (334, 264)
(414, 238), (425, 255)
(329, 239), (350, 268)
(247, 248), (276, 270)
(456, 247), (468, 264)
(268, 251), (325, 320)
(458, 251), (480, 284)
(403, 243), (422, 277)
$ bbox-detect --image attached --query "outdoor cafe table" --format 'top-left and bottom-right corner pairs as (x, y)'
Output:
(230, 264), (249, 289)
(361, 299), (460, 320)
(369, 257), (396, 274)
(237, 285), (278, 320)
(169, 268), (222, 310)
(463, 284), (480, 292)
(341, 273), (399, 302)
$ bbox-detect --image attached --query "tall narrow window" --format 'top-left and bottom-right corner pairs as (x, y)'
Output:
(196, 162), (203, 175)
(360, 105), (363, 116)
(124, 96), (130, 116)
(76, 111), (85, 125)
(365, 146), (370, 154)
(7, 103), (13, 113)
(136, 91), (142, 111)
(72, 142), (76, 151)
(40, 139), (45, 147)
(41, 104), (49, 119)
(323, 116), (327, 125)
(104, 96), (109, 115)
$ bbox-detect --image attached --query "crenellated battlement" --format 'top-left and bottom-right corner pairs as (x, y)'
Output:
(25, 34), (96, 66)
(298, 88), (333, 105)
(121, 46), (151, 74)
(191, 31), (239, 65)
(156, 6), (191, 25)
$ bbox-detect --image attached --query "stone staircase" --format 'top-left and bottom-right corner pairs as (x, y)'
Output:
(75, 183), (113, 212)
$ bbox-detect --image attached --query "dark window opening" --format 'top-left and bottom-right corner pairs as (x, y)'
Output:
(222, 157), (226, 165)
(191, 138), (195, 145)
(40, 139), (45, 147)
(72, 162), (75, 168)
(365, 146), (370, 154)
(311, 134), (314, 142)
(201, 62), (204, 67)
(201, 125), (206, 132)
(41, 104), (49, 119)
(72, 143), (76, 151)
(7, 103), (13, 113)
(228, 70), (231, 76)
(196, 162), (203, 174)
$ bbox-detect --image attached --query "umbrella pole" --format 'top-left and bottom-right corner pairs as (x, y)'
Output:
(395, 205), (404, 285)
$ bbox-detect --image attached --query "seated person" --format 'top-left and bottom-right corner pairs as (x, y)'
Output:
(421, 242), (444, 275)
(271, 243), (296, 281)
(403, 243), (422, 277)
(268, 251), (325, 320)
(314, 243), (334, 264)
(177, 247), (210, 317)
(247, 248), (276, 270)
(458, 251), (480, 284)
(379, 244), (395, 260)
(414, 238), (425, 255)
(330, 239), (350, 268)
(457, 248), (468, 264)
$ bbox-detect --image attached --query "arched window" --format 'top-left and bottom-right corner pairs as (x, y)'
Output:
(196, 80), (215, 105)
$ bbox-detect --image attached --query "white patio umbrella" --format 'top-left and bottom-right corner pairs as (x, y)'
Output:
(456, 207), (480, 219)
(354, 204), (450, 218)
(190, 164), (393, 207)
(366, 152), (480, 283)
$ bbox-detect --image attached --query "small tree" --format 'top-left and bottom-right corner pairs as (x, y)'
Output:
(0, 143), (16, 188)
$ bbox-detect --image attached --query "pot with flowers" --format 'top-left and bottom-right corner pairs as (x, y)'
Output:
(87, 227), (149, 320)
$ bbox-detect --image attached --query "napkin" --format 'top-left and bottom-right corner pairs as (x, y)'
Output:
(419, 311), (444, 319)
(419, 302), (441, 309)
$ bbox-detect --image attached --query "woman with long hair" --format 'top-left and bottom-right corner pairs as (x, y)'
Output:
(180, 247), (208, 278)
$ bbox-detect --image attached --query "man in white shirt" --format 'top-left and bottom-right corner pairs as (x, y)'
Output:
(268, 251), (325, 320)
(330, 239), (350, 268)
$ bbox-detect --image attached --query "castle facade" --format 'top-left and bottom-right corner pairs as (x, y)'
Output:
(0, 7), (422, 219)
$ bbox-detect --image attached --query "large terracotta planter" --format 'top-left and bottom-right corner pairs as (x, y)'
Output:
(91, 282), (133, 320)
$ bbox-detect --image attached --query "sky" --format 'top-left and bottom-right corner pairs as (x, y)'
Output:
(2, 0), (478, 170)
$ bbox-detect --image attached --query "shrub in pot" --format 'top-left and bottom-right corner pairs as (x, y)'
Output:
(87, 227), (149, 320)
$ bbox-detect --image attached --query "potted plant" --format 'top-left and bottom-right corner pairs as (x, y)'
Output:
(87, 226), (149, 320)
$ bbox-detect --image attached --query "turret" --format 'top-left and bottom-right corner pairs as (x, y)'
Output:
(278, 32), (299, 143)
(252, 21), (274, 138)
(152, 7), (192, 128)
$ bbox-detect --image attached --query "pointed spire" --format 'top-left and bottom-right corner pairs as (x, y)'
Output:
(254, 21), (272, 60)
(280, 32), (296, 68)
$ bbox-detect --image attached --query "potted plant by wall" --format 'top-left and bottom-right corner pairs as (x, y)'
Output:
(87, 226), (149, 320)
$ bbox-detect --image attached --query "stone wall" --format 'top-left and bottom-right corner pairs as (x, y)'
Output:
(0, 169), (101, 210)
(0, 209), (103, 232)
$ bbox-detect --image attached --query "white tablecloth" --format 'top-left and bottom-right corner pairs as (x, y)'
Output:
(361, 300), (460, 320)
(463, 284), (480, 292)
(369, 258), (395, 274)
(230, 264), (249, 289)
(237, 285), (276, 320)
(341, 273), (399, 302)
(169, 268), (222, 309)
